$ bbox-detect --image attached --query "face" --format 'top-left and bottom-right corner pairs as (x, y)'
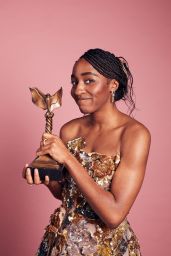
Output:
(71, 58), (114, 114)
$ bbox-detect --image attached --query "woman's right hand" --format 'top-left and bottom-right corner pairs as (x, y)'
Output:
(22, 164), (63, 199)
(22, 164), (50, 186)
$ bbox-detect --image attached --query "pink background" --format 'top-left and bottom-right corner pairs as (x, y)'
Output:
(0, 0), (170, 255)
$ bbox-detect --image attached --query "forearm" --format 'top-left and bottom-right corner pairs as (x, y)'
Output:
(64, 153), (121, 227)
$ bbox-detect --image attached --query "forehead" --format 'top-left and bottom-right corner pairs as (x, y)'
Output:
(72, 58), (100, 76)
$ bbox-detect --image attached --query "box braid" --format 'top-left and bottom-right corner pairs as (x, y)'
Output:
(80, 48), (135, 115)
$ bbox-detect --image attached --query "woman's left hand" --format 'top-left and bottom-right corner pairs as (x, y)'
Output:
(36, 133), (70, 164)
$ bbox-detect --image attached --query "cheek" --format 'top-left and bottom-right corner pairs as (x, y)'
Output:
(91, 84), (109, 102)
(70, 87), (75, 99)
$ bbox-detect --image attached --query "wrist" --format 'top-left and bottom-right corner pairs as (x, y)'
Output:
(63, 151), (75, 166)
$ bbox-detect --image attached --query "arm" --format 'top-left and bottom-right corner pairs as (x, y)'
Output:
(37, 124), (151, 228)
(24, 120), (80, 198)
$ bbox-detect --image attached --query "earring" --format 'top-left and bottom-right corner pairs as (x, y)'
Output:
(111, 90), (115, 103)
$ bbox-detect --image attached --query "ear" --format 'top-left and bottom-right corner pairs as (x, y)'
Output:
(109, 79), (119, 91)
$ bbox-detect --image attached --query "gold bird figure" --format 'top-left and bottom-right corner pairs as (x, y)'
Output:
(29, 87), (63, 112)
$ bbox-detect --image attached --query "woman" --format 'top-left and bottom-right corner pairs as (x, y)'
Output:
(24, 48), (151, 256)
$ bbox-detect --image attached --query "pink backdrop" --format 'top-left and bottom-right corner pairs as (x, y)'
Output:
(0, 0), (170, 255)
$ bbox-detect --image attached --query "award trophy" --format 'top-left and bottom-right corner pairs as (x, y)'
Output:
(28, 87), (65, 181)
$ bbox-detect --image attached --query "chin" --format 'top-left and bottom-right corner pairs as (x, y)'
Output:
(78, 106), (94, 114)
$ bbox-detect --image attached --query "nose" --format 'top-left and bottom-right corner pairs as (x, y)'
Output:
(72, 82), (86, 96)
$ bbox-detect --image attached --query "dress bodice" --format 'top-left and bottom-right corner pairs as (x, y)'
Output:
(61, 137), (121, 221)
(67, 137), (121, 189)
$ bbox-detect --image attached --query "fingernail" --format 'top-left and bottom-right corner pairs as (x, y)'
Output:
(35, 169), (38, 175)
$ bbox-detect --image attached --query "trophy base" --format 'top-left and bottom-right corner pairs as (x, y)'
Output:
(29, 155), (66, 181)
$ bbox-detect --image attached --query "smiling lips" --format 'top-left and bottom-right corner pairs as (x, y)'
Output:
(77, 97), (92, 101)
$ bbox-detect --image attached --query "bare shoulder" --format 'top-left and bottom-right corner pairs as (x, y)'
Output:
(59, 116), (87, 144)
(121, 116), (151, 155)
(123, 117), (151, 139)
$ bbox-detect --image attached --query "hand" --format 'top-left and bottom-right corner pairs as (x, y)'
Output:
(36, 133), (70, 164)
(22, 164), (50, 185)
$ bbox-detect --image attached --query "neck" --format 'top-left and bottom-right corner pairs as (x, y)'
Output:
(88, 103), (122, 130)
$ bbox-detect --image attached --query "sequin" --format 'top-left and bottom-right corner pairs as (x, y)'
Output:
(36, 137), (142, 256)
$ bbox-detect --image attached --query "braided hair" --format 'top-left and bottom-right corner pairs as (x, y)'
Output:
(80, 48), (135, 115)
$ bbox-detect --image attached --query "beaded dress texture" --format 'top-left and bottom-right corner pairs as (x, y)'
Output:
(36, 137), (141, 256)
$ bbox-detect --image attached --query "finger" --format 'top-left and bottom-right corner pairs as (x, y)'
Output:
(25, 168), (33, 184)
(34, 169), (42, 185)
(37, 150), (50, 157)
(44, 175), (50, 186)
(43, 132), (53, 138)
(42, 133), (57, 140)
(22, 163), (29, 178)
(43, 138), (48, 146)
(36, 146), (52, 156)
(42, 133), (51, 141)
(41, 137), (53, 147)
(36, 146), (42, 153)
(42, 138), (54, 146)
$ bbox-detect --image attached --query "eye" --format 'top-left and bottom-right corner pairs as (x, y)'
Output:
(71, 80), (77, 86)
(84, 79), (95, 85)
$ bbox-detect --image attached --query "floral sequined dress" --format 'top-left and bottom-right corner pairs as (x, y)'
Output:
(36, 137), (142, 256)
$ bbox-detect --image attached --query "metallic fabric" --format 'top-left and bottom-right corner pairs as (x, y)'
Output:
(36, 137), (141, 256)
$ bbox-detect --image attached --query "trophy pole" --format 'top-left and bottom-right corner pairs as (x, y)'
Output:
(45, 111), (54, 134)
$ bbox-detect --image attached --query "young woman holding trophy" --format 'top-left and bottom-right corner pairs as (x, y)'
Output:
(24, 48), (151, 256)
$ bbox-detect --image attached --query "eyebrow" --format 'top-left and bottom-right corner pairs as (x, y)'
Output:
(71, 72), (99, 78)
